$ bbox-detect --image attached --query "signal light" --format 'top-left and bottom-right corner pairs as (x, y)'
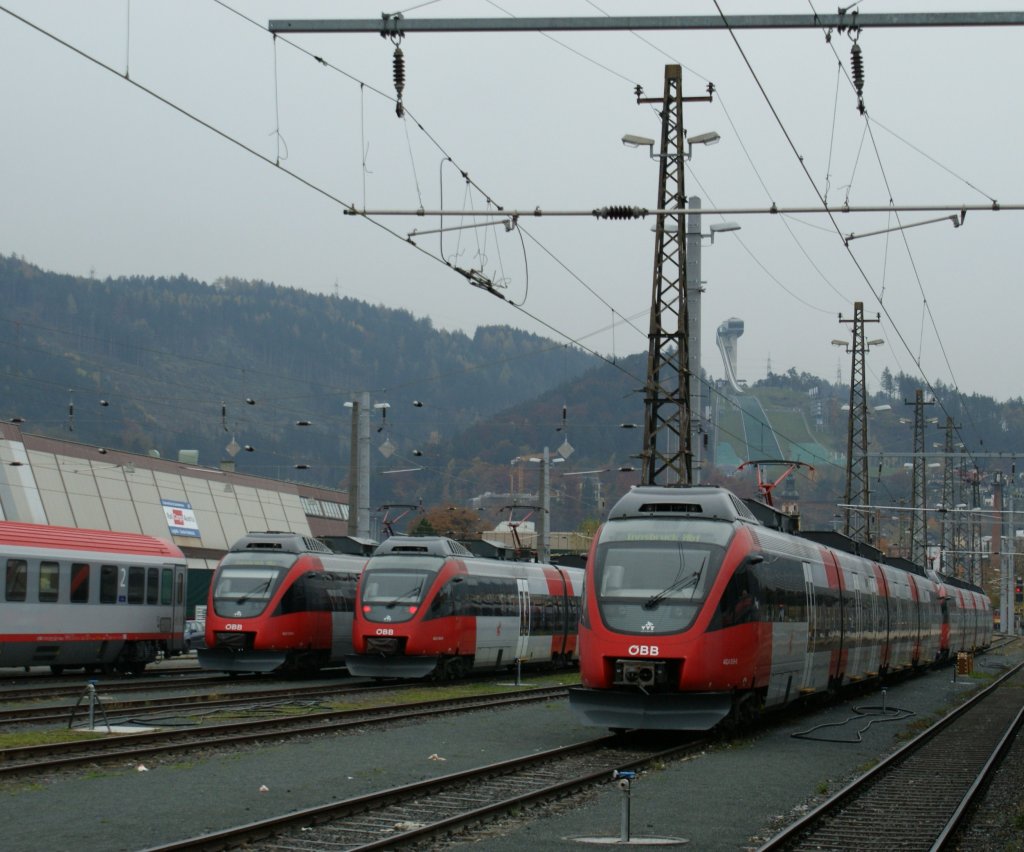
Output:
(362, 604), (371, 613)
(408, 605), (418, 614)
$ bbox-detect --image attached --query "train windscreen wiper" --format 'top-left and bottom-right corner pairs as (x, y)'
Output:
(384, 583), (423, 607)
(643, 555), (707, 610)
(235, 578), (272, 604)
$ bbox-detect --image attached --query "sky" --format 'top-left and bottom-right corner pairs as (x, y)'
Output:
(2, 1), (1022, 403)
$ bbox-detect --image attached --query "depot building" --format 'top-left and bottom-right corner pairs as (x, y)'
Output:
(0, 421), (352, 572)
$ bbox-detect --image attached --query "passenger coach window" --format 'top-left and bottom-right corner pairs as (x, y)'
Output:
(127, 566), (145, 604)
(39, 561), (60, 603)
(100, 565), (118, 603)
(5, 559), (27, 602)
(147, 567), (159, 604)
(71, 563), (90, 603)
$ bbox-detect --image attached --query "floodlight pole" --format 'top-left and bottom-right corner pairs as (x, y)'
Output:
(642, 64), (690, 486)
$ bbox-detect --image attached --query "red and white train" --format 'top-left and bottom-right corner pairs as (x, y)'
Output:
(199, 531), (366, 673)
(346, 536), (584, 679)
(569, 486), (993, 731)
(0, 521), (188, 674)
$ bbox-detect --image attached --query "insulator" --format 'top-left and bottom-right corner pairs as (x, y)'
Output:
(851, 42), (864, 97)
(595, 206), (645, 220)
(393, 46), (405, 117)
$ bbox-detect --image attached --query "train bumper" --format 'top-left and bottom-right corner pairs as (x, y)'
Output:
(197, 648), (287, 673)
(344, 654), (440, 678)
(568, 686), (733, 731)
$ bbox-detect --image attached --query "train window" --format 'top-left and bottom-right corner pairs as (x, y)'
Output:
(5, 559), (27, 602)
(100, 564), (118, 603)
(39, 561), (61, 603)
(127, 566), (145, 604)
(71, 562), (90, 603)
(147, 567), (159, 604)
(160, 568), (173, 605)
(176, 572), (184, 605)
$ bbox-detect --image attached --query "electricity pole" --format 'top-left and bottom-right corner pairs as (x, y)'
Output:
(907, 388), (935, 568)
(640, 65), (688, 486)
(837, 302), (880, 542)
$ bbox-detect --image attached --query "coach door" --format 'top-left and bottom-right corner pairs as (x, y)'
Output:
(801, 560), (818, 691)
(515, 578), (531, 661)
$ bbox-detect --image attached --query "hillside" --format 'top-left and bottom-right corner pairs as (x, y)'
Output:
(4, 253), (1023, 536)
(0, 253), (601, 498)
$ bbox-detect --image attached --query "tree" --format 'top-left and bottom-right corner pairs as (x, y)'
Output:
(412, 506), (487, 539)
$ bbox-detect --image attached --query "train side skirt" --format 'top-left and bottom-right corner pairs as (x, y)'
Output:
(344, 654), (440, 678)
(197, 648), (288, 673)
(568, 686), (734, 731)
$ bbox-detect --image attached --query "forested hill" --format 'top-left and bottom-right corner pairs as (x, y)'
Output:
(0, 254), (600, 487)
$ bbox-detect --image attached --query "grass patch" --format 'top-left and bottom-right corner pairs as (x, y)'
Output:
(815, 780), (829, 795)
(0, 729), (106, 749)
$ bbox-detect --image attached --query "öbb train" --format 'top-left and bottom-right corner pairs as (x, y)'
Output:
(346, 536), (584, 679)
(569, 486), (993, 732)
(0, 521), (188, 674)
(198, 531), (366, 673)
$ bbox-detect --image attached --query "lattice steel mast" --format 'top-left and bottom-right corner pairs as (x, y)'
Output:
(838, 302), (879, 542)
(907, 388), (935, 567)
(640, 65), (688, 485)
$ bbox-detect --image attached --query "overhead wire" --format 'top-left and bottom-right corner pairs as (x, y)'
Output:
(0, 2), (648, 405)
(717, 0), (989, 474)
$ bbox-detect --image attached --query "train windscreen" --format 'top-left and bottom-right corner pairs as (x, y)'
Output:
(359, 558), (442, 623)
(594, 519), (732, 634)
(212, 553), (294, 618)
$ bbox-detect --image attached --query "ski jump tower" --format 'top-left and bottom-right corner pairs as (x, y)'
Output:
(716, 317), (746, 394)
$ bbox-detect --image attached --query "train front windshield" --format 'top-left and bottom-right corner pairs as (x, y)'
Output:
(359, 557), (441, 624)
(212, 553), (294, 618)
(594, 519), (732, 634)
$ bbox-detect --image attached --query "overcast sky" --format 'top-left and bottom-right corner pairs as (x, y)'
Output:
(2, 1), (1022, 403)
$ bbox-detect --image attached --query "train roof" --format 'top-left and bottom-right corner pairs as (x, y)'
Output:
(0, 520), (185, 559)
(607, 486), (762, 524)
(373, 536), (474, 558)
(229, 531), (334, 555)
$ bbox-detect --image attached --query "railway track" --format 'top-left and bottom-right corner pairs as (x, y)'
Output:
(758, 659), (1024, 851)
(0, 685), (570, 779)
(0, 677), (423, 726)
(0, 669), (234, 704)
(142, 732), (706, 851)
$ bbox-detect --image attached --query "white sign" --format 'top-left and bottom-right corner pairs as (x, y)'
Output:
(161, 499), (200, 538)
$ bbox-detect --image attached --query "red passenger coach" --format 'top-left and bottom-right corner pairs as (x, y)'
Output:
(568, 486), (992, 732)
(347, 536), (583, 679)
(0, 521), (188, 674)
(199, 532), (365, 674)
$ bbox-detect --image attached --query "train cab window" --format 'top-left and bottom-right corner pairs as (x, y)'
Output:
(71, 563), (90, 603)
(100, 564), (118, 603)
(127, 566), (145, 604)
(147, 567), (159, 604)
(5, 559), (27, 602)
(39, 561), (61, 603)
(160, 568), (173, 605)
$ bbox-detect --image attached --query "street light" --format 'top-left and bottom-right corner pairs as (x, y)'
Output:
(707, 222), (740, 243)
(622, 130), (720, 161)
(685, 196), (740, 484)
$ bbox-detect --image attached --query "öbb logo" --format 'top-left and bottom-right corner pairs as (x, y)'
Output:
(628, 644), (659, 656)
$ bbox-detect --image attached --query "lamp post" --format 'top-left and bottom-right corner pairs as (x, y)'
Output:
(528, 448), (565, 562)
(686, 197), (740, 484)
(344, 395), (393, 540)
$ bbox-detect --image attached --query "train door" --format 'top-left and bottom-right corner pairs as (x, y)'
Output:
(800, 560), (820, 692)
(170, 563), (187, 651)
(515, 578), (531, 661)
